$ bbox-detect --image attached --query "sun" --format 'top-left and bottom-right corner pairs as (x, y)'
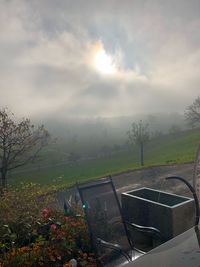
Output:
(94, 48), (116, 75)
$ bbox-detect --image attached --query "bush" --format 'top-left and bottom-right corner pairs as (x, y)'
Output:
(0, 184), (96, 267)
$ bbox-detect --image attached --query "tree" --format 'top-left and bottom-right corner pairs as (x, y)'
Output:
(185, 96), (200, 127)
(127, 120), (150, 166)
(0, 108), (50, 187)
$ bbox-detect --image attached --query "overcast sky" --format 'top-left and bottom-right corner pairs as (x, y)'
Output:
(0, 0), (199, 119)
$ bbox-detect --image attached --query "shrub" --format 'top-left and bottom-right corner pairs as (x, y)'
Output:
(0, 184), (96, 266)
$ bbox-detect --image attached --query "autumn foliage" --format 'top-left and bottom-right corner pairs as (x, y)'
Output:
(0, 184), (96, 266)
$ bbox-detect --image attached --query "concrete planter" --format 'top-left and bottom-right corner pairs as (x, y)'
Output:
(122, 187), (195, 241)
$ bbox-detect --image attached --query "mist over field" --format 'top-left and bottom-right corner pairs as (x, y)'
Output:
(43, 112), (185, 145)
(28, 112), (187, 164)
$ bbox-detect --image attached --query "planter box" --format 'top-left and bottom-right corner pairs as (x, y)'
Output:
(121, 187), (195, 241)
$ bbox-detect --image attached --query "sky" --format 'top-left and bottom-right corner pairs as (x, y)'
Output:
(0, 0), (200, 119)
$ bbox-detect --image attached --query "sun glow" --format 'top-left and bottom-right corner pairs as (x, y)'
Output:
(94, 48), (116, 74)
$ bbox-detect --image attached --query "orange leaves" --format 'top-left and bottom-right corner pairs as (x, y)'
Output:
(0, 192), (96, 267)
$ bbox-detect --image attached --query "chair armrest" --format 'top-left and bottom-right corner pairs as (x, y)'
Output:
(96, 238), (131, 262)
(125, 221), (161, 237)
(97, 238), (122, 251)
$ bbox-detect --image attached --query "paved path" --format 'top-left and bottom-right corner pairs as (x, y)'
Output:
(57, 163), (195, 206)
(113, 163), (194, 197)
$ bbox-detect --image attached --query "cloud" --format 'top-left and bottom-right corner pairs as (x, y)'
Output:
(0, 0), (200, 119)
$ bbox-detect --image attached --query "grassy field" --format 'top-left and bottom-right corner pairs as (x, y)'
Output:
(8, 129), (200, 188)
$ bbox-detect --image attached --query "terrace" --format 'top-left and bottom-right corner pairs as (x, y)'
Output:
(0, 161), (200, 266)
(75, 173), (199, 267)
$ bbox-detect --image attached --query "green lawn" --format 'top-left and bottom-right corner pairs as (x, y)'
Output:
(8, 129), (200, 188)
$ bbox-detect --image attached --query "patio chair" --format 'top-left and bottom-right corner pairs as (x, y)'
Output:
(77, 176), (161, 267)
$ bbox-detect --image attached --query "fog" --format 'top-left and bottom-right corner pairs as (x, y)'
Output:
(35, 112), (186, 158)
(0, 0), (200, 121)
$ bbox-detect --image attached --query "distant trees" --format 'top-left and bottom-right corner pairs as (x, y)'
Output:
(68, 152), (80, 165)
(168, 125), (181, 136)
(185, 96), (200, 127)
(112, 144), (121, 153)
(100, 145), (112, 158)
(127, 120), (150, 166)
(0, 108), (50, 188)
(152, 130), (163, 139)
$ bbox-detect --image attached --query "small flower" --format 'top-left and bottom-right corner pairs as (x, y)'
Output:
(49, 255), (56, 262)
(42, 208), (49, 218)
(50, 224), (57, 230)
(57, 255), (62, 260)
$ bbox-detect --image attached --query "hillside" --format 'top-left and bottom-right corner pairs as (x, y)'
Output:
(8, 128), (200, 188)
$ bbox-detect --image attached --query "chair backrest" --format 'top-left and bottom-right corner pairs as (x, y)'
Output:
(77, 177), (133, 265)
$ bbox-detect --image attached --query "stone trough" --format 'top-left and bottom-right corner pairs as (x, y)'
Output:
(121, 187), (195, 241)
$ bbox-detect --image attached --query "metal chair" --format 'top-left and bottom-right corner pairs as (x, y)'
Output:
(77, 176), (161, 266)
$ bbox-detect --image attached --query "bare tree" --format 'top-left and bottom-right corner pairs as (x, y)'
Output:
(185, 96), (200, 127)
(127, 120), (150, 166)
(0, 108), (50, 187)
